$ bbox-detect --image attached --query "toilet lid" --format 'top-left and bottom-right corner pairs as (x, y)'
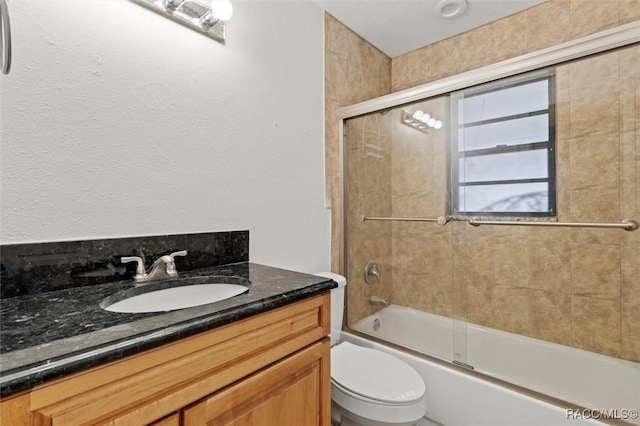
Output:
(331, 342), (425, 404)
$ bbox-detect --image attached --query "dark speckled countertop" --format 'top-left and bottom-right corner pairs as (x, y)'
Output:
(0, 262), (336, 396)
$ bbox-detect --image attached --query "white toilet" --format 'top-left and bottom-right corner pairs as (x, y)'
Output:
(316, 272), (428, 426)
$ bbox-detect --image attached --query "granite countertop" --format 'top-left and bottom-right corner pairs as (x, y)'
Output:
(0, 262), (336, 396)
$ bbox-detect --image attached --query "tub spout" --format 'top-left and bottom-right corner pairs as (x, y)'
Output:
(369, 296), (388, 307)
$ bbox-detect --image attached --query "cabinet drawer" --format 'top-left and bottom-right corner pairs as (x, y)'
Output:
(19, 294), (330, 426)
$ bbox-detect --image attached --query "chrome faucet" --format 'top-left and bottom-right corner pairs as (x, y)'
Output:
(121, 250), (188, 284)
(368, 295), (388, 307)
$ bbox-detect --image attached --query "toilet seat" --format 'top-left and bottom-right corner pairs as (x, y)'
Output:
(331, 342), (425, 405)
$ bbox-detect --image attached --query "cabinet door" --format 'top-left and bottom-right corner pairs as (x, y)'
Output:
(149, 413), (180, 426)
(183, 339), (330, 426)
(0, 392), (30, 426)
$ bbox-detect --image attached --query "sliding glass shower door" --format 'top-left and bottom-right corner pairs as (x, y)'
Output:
(341, 37), (640, 417)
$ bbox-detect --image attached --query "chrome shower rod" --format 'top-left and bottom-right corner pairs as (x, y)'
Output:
(359, 214), (638, 231)
(359, 215), (449, 225)
(468, 218), (638, 231)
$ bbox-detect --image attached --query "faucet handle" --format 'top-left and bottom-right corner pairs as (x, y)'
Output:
(153, 250), (188, 277)
(167, 250), (187, 274)
(121, 256), (148, 281)
(169, 250), (188, 259)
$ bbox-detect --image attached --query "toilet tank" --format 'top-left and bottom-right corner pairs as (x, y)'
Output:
(315, 272), (347, 346)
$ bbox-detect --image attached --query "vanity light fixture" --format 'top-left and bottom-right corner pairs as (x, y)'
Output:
(0, 0), (11, 75)
(130, 0), (233, 43)
(401, 110), (443, 134)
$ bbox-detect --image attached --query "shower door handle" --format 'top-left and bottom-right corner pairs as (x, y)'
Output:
(1, 0), (11, 75)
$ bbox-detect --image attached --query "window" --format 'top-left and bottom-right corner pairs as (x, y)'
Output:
(451, 70), (556, 216)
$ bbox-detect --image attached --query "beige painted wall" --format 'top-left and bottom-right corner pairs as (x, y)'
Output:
(325, 1), (640, 362)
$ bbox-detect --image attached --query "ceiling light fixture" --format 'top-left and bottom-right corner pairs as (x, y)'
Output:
(435, 0), (468, 19)
(131, 0), (233, 43)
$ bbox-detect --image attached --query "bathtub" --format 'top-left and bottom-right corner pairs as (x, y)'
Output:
(348, 305), (640, 426)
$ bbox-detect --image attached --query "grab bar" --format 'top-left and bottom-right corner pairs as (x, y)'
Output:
(0, 0), (11, 75)
(360, 214), (449, 225)
(468, 218), (638, 231)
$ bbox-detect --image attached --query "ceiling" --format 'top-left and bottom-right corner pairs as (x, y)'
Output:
(312, 0), (545, 58)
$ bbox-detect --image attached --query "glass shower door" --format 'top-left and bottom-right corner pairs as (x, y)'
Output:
(343, 94), (464, 364)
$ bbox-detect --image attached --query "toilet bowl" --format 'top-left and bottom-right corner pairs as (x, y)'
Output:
(331, 341), (427, 425)
(316, 272), (427, 426)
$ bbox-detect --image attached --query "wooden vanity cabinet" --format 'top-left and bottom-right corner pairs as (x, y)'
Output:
(0, 294), (331, 426)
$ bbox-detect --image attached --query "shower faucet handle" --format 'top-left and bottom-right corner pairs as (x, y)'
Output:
(364, 261), (379, 284)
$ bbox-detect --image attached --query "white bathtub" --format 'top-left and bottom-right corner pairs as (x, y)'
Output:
(349, 305), (640, 426)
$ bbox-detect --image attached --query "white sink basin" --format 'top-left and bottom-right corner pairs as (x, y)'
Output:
(102, 276), (250, 313)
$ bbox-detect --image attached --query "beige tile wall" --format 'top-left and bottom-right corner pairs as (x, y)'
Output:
(391, 0), (640, 92)
(453, 45), (640, 360)
(323, 14), (391, 324)
(343, 114), (394, 324)
(420, 44), (639, 362)
(325, 2), (640, 362)
(390, 98), (452, 318)
(324, 14), (391, 276)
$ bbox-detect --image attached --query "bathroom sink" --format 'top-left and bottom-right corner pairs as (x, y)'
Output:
(101, 276), (250, 313)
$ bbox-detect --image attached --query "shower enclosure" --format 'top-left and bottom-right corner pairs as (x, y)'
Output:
(339, 23), (640, 419)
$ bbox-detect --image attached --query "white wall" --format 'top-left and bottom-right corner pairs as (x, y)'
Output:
(0, 0), (330, 273)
